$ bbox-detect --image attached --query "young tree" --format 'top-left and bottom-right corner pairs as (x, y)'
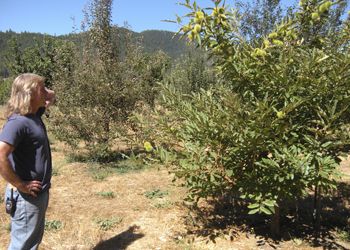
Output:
(137, 0), (350, 237)
(50, 0), (169, 158)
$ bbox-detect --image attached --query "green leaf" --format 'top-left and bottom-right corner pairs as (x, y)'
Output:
(262, 199), (275, 207)
(248, 208), (260, 215)
(321, 141), (332, 148)
(176, 15), (182, 24)
(248, 203), (260, 209)
(260, 206), (273, 215)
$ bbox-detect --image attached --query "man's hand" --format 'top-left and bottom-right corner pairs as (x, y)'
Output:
(17, 180), (42, 197)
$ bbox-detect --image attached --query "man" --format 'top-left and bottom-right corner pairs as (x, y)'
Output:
(0, 73), (55, 250)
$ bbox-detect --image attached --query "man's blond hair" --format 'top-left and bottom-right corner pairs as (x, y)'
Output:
(5, 73), (45, 118)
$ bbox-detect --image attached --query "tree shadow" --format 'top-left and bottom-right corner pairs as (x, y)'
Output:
(93, 225), (145, 250)
(68, 148), (145, 164)
(183, 182), (350, 249)
(68, 147), (149, 174)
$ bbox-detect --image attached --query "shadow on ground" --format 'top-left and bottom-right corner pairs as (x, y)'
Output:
(183, 182), (350, 249)
(68, 148), (148, 175)
(93, 225), (145, 250)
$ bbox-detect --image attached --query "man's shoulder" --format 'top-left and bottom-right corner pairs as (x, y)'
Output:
(8, 114), (30, 123)
(4, 114), (32, 130)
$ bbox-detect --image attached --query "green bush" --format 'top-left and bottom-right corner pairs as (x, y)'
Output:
(0, 78), (12, 105)
(135, 0), (350, 235)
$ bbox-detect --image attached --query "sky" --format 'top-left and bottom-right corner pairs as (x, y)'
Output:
(0, 0), (217, 35)
(1, 0), (348, 36)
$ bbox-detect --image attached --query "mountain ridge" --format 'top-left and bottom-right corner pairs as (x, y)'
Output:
(0, 28), (190, 78)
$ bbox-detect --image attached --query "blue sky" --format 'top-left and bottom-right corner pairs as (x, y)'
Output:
(0, 0), (217, 35)
(1, 0), (347, 35)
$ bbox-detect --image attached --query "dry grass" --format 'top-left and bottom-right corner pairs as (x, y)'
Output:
(0, 111), (349, 249)
(0, 141), (188, 250)
(1, 142), (349, 249)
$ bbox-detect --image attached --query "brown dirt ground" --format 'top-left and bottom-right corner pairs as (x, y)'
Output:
(1, 139), (350, 249)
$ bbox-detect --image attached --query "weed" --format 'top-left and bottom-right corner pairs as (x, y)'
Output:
(113, 152), (145, 174)
(335, 228), (350, 242)
(88, 159), (145, 180)
(95, 217), (122, 231)
(144, 189), (169, 199)
(89, 163), (112, 181)
(45, 220), (63, 231)
(96, 191), (115, 198)
(154, 200), (173, 209)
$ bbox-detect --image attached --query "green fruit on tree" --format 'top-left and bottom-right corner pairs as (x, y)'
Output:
(195, 11), (204, 21)
(193, 24), (201, 34)
(182, 24), (192, 33)
(253, 48), (267, 57)
(263, 39), (270, 48)
(212, 7), (218, 16)
(272, 39), (284, 46)
(311, 12), (320, 21)
(319, 2), (331, 13)
(220, 14), (227, 20)
(268, 32), (278, 39)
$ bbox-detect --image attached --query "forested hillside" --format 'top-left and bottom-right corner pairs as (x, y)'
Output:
(0, 28), (189, 78)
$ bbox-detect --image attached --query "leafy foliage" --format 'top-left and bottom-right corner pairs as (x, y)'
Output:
(0, 78), (12, 105)
(49, 0), (169, 157)
(236, 0), (285, 41)
(0, 28), (189, 78)
(162, 51), (217, 94)
(135, 0), (350, 229)
(5, 36), (73, 87)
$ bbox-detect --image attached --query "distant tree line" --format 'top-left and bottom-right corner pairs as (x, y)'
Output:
(0, 27), (191, 79)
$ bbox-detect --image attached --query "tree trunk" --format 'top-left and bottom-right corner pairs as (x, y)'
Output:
(270, 205), (280, 239)
(313, 185), (321, 239)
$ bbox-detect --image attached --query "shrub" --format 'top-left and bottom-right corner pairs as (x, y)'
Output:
(135, 0), (350, 236)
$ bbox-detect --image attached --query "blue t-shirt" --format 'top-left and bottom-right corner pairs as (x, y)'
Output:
(0, 107), (52, 192)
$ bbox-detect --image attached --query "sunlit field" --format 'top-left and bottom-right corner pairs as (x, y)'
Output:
(0, 103), (350, 249)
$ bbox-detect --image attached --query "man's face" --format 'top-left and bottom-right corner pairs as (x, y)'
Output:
(31, 81), (47, 109)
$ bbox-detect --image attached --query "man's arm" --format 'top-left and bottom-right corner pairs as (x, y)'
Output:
(0, 141), (42, 197)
